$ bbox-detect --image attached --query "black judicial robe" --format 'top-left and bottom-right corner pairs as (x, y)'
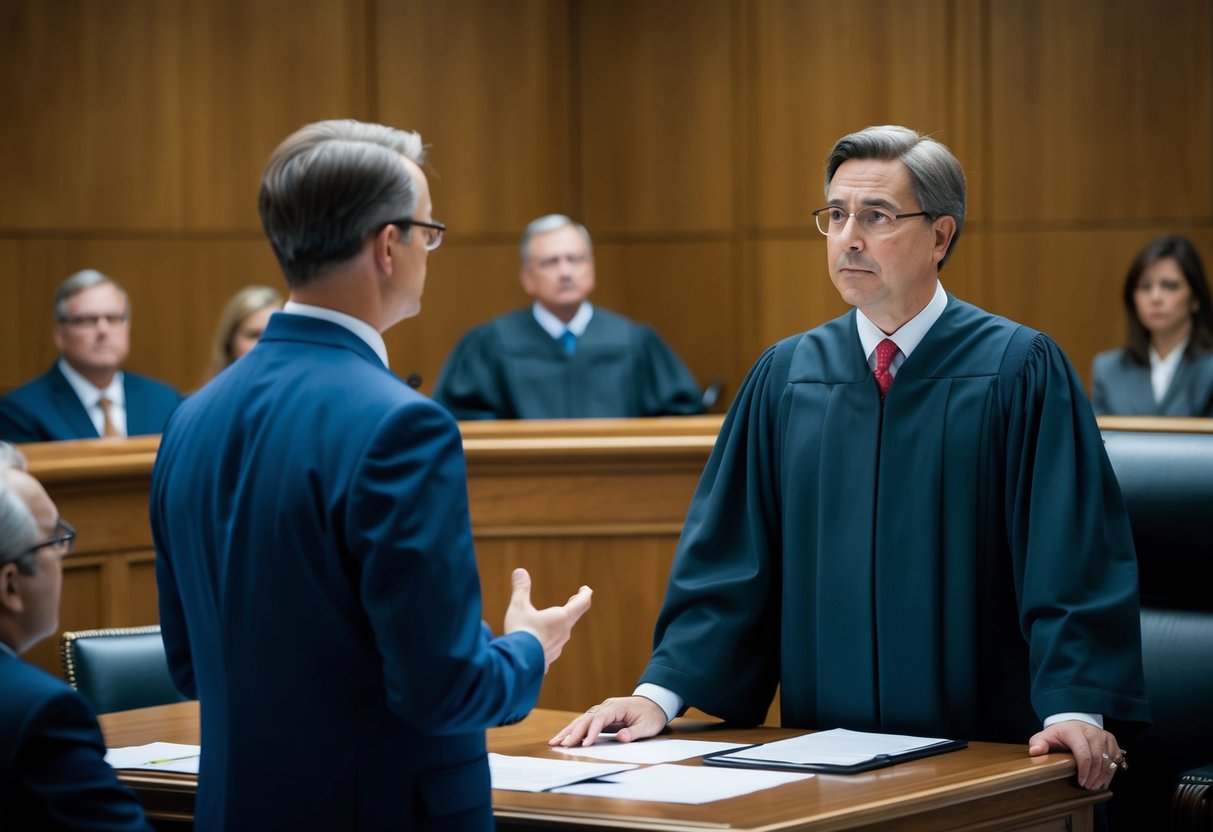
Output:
(641, 296), (1151, 743)
(433, 308), (703, 419)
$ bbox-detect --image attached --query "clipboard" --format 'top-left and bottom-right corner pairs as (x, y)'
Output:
(701, 729), (967, 775)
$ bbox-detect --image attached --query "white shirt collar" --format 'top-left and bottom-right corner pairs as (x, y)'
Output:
(532, 301), (593, 339)
(281, 302), (389, 368)
(58, 358), (126, 435)
(58, 358), (124, 407)
(854, 281), (948, 375)
(1148, 337), (1188, 403)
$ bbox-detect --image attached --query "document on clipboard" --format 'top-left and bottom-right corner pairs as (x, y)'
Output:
(702, 728), (966, 775)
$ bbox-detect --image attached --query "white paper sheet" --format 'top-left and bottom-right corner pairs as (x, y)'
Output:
(105, 742), (201, 774)
(719, 728), (951, 766)
(552, 762), (813, 803)
(488, 753), (637, 792)
(552, 738), (749, 764)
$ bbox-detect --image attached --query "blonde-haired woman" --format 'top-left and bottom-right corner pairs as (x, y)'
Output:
(207, 285), (283, 381)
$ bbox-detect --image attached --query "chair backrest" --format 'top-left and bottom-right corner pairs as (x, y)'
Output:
(1101, 428), (1213, 831)
(59, 625), (189, 714)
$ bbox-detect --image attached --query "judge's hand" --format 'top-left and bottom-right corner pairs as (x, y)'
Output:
(548, 696), (668, 747)
(503, 568), (592, 674)
(1028, 720), (1126, 790)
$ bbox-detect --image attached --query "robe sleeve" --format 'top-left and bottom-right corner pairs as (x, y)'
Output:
(636, 326), (705, 416)
(1004, 335), (1151, 728)
(638, 342), (785, 723)
(432, 327), (513, 420)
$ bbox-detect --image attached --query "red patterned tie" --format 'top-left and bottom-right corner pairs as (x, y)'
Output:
(874, 338), (899, 400)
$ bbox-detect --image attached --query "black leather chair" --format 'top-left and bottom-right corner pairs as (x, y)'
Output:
(1102, 428), (1213, 831)
(59, 625), (189, 714)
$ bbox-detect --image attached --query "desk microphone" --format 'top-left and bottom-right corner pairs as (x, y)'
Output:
(405, 373), (423, 389)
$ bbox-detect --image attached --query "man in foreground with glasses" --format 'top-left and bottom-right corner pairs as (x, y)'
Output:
(555, 125), (1148, 794)
(0, 443), (151, 830)
(433, 213), (704, 419)
(0, 269), (182, 443)
(150, 120), (593, 831)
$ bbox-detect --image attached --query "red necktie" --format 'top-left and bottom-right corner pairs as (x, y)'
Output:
(874, 338), (899, 400)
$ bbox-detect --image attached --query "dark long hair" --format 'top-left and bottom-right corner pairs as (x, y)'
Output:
(1122, 234), (1213, 366)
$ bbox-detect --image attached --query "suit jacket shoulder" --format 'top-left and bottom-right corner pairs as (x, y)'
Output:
(0, 652), (150, 831)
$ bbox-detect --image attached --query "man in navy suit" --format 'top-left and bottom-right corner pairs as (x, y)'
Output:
(150, 120), (594, 831)
(0, 270), (182, 443)
(0, 444), (151, 830)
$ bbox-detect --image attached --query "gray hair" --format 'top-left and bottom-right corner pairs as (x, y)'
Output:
(520, 214), (593, 264)
(0, 451), (39, 574)
(258, 119), (427, 287)
(824, 125), (966, 270)
(54, 270), (130, 321)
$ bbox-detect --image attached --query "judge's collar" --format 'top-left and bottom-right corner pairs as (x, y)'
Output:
(532, 301), (593, 339)
(855, 281), (947, 362)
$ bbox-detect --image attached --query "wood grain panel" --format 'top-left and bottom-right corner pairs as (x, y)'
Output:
(984, 228), (1213, 387)
(376, 0), (573, 236)
(748, 0), (969, 230)
(989, 0), (1213, 223)
(386, 242), (524, 396)
(590, 241), (738, 394)
(0, 1), (185, 230)
(578, 0), (734, 234)
(476, 536), (677, 712)
(175, 0), (371, 230)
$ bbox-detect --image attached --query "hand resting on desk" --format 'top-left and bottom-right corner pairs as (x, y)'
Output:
(549, 695), (668, 747)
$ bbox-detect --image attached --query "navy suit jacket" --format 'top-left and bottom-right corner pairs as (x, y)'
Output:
(0, 363), (182, 443)
(1091, 348), (1213, 417)
(150, 313), (545, 831)
(0, 650), (151, 831)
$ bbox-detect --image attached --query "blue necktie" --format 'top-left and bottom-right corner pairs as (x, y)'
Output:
(559, 329), (576, 356)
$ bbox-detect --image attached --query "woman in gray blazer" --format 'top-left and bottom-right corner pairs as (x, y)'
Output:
(1092, 234), (1213, 417)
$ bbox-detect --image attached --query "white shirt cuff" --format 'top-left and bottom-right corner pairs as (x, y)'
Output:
(1043, 712), (1103, 730)
(633, 683), (682, 724)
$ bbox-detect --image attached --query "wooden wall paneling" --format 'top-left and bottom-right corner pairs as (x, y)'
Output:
(176, 0), (373, 231)
(0, 0), (186, 230)
(385, 242), (525, 395)
(475, 535), (679, 712)
(750, 238), (845, 350)
(984, 228), (1213, 386)
(578, 0), (735, 234)
(22, 557), (109, 679)
(375, 0), (574, 237)
(589, 241), (739, 396)
(988, 0), (1213, 224)
(0, 239), (54, 394)
(747, 0), (964, 231)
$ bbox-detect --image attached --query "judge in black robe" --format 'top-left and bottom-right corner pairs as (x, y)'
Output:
(433, 306), (704, 420)
(432, 214), (703, 420)
(640, 289), (1149, 745)
(552, 126), (1147, 794)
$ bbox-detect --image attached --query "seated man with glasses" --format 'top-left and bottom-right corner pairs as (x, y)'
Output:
(0, 443), (151, 830)
(0, 269), (182, 443)
(433, 214), (704, 419)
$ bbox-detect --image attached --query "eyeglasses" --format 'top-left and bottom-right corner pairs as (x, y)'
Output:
(385, 218), (446, 252)
(811, 206), (932, 237)
(58, 314), (129, 328)
(20, 518), (76, 559)
(531, 252), (592, 271)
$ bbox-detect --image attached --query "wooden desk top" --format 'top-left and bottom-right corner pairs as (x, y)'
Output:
(100, 703), (1102, 831)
